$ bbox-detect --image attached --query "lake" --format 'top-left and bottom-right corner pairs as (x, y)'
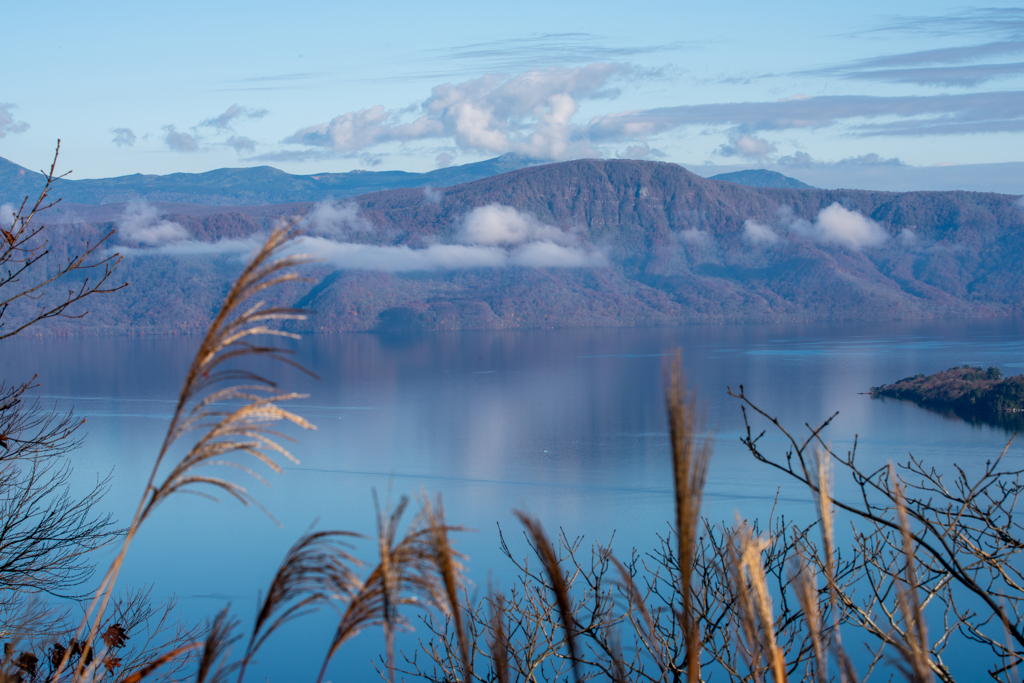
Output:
(3, 319), (1023, 681)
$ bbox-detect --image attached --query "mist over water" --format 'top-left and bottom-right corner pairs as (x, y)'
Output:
(4, 319), (1023, 681)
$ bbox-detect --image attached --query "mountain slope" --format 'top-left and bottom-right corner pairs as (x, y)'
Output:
(9, 159), (1024, 335)
(709, 169), (814, 189)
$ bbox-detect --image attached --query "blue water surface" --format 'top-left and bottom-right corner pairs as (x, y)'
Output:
(3, 319), (1022, 681)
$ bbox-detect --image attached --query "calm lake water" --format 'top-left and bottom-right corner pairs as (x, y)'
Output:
(4, 319), (1023, 681)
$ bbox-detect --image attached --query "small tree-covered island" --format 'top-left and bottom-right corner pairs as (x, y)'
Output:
(871, 365), (1024, 429)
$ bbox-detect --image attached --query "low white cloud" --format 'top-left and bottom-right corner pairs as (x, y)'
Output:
(0, 103), (28, 138)
(435, 151), (455, 168)
(119, 237), (261, 257)
(423, 187), (443, 204)
(117, 201), (189, 246)
(459, 204), (567, 245)
(302, 238), (506, 271)
(899, 228), (918, 245)
(301, 201), (374, 237)
(788, 203), (888, 249)
(163, 125), (199, 152)
(679, 228), (714, 246)
(743, 219), (780, 245)
(0, 204), (14, 230)
(120, 203), (606, 272)
(298, 237), (605, 271)
(509, 241), (607, 267)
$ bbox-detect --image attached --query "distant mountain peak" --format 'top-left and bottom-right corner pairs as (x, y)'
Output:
(708, 169), (814, 189)
(0, 153), (545, 207)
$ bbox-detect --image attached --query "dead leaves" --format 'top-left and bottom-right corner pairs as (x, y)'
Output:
(102, 624), (128, 650)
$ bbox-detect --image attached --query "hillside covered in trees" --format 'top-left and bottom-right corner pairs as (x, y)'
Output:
(7, 158), (1024, 335)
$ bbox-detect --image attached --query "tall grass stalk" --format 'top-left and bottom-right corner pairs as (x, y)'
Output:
(513, 510), (581, 683)
(891, 467), (933, 683)
(54, 224), (314, 681)
(665, 354), (713, 683)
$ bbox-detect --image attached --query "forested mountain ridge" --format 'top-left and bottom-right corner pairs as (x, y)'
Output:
(0, 153), (539, 206)
(9, 158), (1024, 335)
(708, 169), (813, 189)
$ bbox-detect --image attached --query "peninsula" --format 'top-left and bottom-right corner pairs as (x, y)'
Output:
(870, 366), (1024, 429)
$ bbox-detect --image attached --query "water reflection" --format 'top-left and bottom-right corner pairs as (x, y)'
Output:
(2, 319), (1023, 680)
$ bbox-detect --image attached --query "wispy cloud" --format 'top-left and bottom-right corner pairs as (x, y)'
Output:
(617, 143), (666, 160)
(111, 127), (136, 147)
(218, 72), (327, 92)
(0, 103), (29, 138)
(422, 33), (686, 72)
(865, 8), (1024, 39)
(201, 104), (268, 131)
(278, 60), (1024, 166)
(798, 40), (1024, 88)
(119, 237), (260, 257)
(225, 135), (257, 154)
(777, 151), (905, 168)
(162, 125), (199, 152)
(584, 90), (1024, 140)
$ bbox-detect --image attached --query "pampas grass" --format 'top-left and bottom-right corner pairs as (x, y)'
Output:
(513, 510), (581, 683)
(55, 223), (315, 681)
(665, 354), (713, 683)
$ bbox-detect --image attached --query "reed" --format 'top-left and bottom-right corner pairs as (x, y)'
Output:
(665, 354), (713, 683)
(194, 608), (240, 683)
(891, 468), (932, 683)
(421, 494), (472, 681)
(513, 510), (582, 683)
(316, 495), (448, 683)
(728, 520), (789, 683)
(237, 530), (362, 681)
(52, 223), (315, 682)
(487, 590), (510, 683)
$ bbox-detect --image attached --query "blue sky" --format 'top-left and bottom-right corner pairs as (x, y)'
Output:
(3, 1), (1024, 190)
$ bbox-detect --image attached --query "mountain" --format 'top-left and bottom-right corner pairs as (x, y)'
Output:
(7, 158), (1024, 335)
(0, 153), (540, 206)
(708, 169), (814, 189)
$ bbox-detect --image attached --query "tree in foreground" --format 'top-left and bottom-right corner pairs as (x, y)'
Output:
(0, 145), (195, 681)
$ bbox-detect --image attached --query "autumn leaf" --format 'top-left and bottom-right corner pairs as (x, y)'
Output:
(102, 624), (128, 649)
(1, 229), (13, 247)
(15, 652), (38, 676)
(103, 655), (122, 673)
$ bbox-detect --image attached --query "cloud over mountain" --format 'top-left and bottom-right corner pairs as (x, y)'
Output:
(283, 64), (637, 160)
(0, 104), (28, 138)
(117, 201), (189, 245)
(162, 125), (199, 152)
